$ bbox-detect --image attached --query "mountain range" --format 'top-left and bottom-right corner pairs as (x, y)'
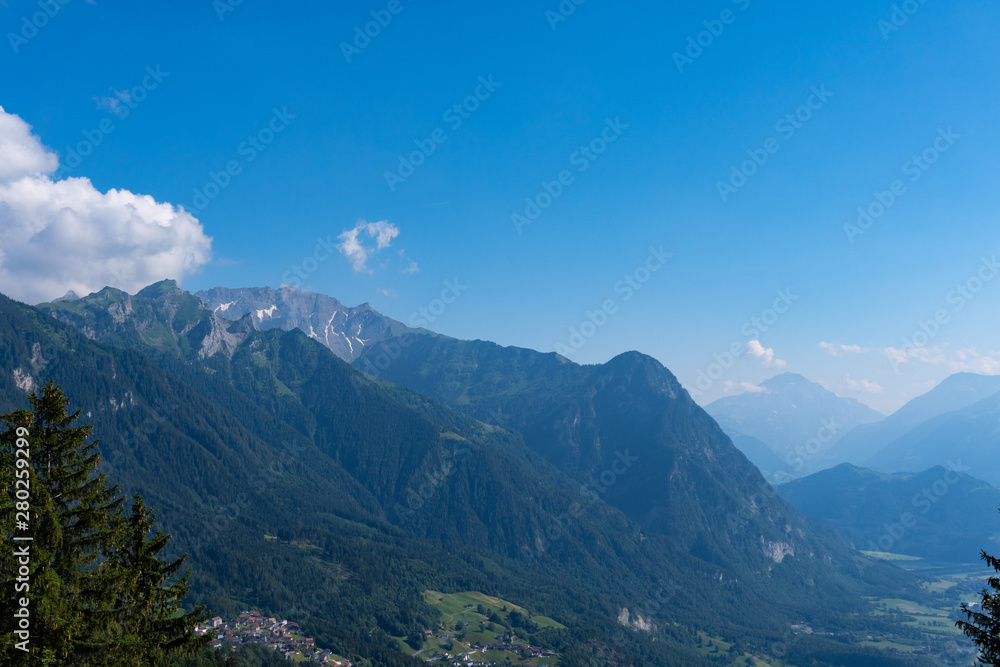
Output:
(196, 286), (410, 362)
(863, 381), (1000, 486)
(14, 286), (701, 664)
(0, 281), (956, 664)
(702, 369), (1000, 488)
(836, 373), (1000, 479)
(779, 464), (1000, 563)
(704, 374), (884, 478)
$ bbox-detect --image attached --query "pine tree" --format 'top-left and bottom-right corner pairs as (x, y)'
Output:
(1, 381), (122, 663)
(958, 549), (1000, 665)
(98, 493), (208, 664)
(1, 382), (208, 664)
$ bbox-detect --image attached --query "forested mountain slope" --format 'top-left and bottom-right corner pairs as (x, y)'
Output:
(5, 285), (934, 665)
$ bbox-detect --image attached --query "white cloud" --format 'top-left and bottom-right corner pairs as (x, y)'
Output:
(723, 380), (768, 395)
(0, 106), (212, 304)
(746, 340), (786, 368)
(873, 342), (1000, 376)
(819, 341), (868, 356)
(397, 248), (419, 275)
(336, 219), (400, 273)
(94, 89), (131, 119)
(948, 348), (1000, 375)
(882, 344), (947, 371)
(845, 374), (884, 394)
(0, 106), (58, 182)
(882, 347), (907, 367)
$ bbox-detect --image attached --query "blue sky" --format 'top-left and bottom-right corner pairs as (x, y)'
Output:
(1, 0), (999, 411)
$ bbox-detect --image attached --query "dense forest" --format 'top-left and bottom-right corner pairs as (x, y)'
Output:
(0, 288), (956, 665)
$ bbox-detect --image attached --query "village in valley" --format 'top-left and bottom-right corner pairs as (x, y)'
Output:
(195, 610), (352, 665)
(399, 591), (566, 665)
(193, 591), (566, 666)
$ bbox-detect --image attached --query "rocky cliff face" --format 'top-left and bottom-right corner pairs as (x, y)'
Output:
(37, 280), (250, 361)
(196, 286), (411, 362)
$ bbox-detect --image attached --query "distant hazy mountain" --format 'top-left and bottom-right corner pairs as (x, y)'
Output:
(866, 389), (1000, 486)
(52, 289), (81, 302)
(196, 286), (411, 362)
(778, 464), (1000, 563)
(725, 431), (788, 482)
(704, 374), (883, 476)
(832, 372), (1000, 469)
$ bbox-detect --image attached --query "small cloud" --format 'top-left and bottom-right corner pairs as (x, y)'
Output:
(746, 340), (786, 368)
(882, 344), (947, 371)
(215, 257), (243, 267)
(378, 288), (398, 298)
(723, 380), (768, 395)
(336, 219), (400, 273)
(845, 374), (884, 394)
(949, 348), (1000, 375)
(94, 89), (131, 119)
(883, 347), (908, 367)
(396, 248), (419, 274)
(819, 341), (869, 356)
